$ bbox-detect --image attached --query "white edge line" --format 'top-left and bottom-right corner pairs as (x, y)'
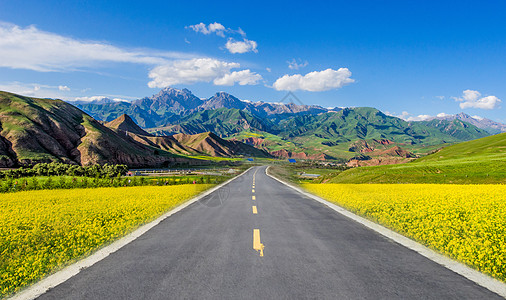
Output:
(10, 167), (253, 300)
(265, 166), (506, 298)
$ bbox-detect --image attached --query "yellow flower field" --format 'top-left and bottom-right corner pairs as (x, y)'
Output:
(0, 184), (211, 297)
(303, 184), (506, 281)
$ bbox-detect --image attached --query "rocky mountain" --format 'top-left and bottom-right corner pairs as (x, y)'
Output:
(435, 112), (506, 134)
(71, 87), (495, 164)
(0, 91), (201, 168)
(74, 87), (333, 128)
(105, 114), (150, 136)
(104, 114), (271, 158)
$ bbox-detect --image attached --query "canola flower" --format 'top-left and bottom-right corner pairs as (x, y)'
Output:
(303, 184), (506, 281)
(0, 184), (211, 297)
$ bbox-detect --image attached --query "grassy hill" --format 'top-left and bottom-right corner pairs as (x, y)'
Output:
(149, 107), (490, 162)
(324, 132), (506, 184)
(0, 91), (196, 167)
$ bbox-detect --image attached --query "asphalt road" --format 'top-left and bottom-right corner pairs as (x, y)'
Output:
(37, 166), (501, 299)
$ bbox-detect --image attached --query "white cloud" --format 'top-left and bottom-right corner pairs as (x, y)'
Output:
(472, 115), (484, 120)
(187, 22), (226, 37)
(0, 82), (61, 98)
(186, 22), (258, 54)
(237, 28), (246, 37)
(213, 70), (262, 86)
(58, 85), (70, 91)
(225, 38), (258, 54)
(436, 112), (451, 118)
(287, 59), (308, 70)
(407, 114), (433, 121)
(436, 95), (445, 100)
(0, 23), (191, 72)
(454, 89), (502, 110)
(388, 111), (436, 121)
(73, 96), (108, 102)
(147, 58), (262, 88)
(273, 68), (354, 92)
(266, 67), (272, 72)
(72, 96), (129, 103)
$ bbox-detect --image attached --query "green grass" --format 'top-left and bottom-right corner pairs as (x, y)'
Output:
(327, 133), (506, 184)
(188, 155), (241, 162)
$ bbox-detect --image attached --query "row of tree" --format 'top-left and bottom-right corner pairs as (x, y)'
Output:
(0, 175), (223, 193)
(0, 163), (129, 179)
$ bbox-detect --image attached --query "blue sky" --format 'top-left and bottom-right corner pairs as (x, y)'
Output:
(0, 0), (505, 122)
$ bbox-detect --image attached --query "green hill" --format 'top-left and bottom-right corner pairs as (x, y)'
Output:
(145, 106), (490, 161)
(147, 108), (272, 136)
(325, 132), (506, 184)
(0, 91), (196, 168)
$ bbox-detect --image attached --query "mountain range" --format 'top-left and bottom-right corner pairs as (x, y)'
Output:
(0, 87), (499, 168)
(0, 91), (270, 168)
(73, 87), (333, 128)
(72, 88), (496, 162)
(433, 112), (506, 134)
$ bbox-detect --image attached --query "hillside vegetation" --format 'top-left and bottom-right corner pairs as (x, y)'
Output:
(78, 88), (492, 163)
(325, 132), (506, 184)
(0, 91), (196, 167)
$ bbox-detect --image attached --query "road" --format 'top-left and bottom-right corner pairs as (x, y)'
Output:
(37, 166), (501, 299)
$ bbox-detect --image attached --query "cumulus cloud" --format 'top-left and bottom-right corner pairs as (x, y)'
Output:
(273, 68), (354, 92)
(225, 38), (258, 54)
(287, 59), (308, 70)
(147, 58), (262, 88)
(453, 89), (502, 110)
(213, 70), (262, 86)
(187, 22), (258, 54)
(58, 85), (70, 91)
(472, 115), (484, 120)
(0, 23), (191, 72)
(187, 22), (227, 37)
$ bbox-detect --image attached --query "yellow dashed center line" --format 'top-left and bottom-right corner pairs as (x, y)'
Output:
(253, 229), (264, 257)
(252, 206), (258, 214)
(252, 195), (256, 200)
(252, 189), (255, 193)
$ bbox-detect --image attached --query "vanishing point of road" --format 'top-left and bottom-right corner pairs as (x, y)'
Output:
(37, 166), (501, 299)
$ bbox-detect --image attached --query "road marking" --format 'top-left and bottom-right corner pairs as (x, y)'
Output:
(252, 206), (258, 214)
(252, 189), (255, 193)
(10, 168), (255, 300)
(252, 195), (256, 200)
(253, 229), (264, 257)
(265, 166), (506, 299)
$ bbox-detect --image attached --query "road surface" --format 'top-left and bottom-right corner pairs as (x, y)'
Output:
(37, 166), (501, 299)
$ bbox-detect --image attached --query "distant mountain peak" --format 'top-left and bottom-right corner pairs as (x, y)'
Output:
(435, 112), (506, 134)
